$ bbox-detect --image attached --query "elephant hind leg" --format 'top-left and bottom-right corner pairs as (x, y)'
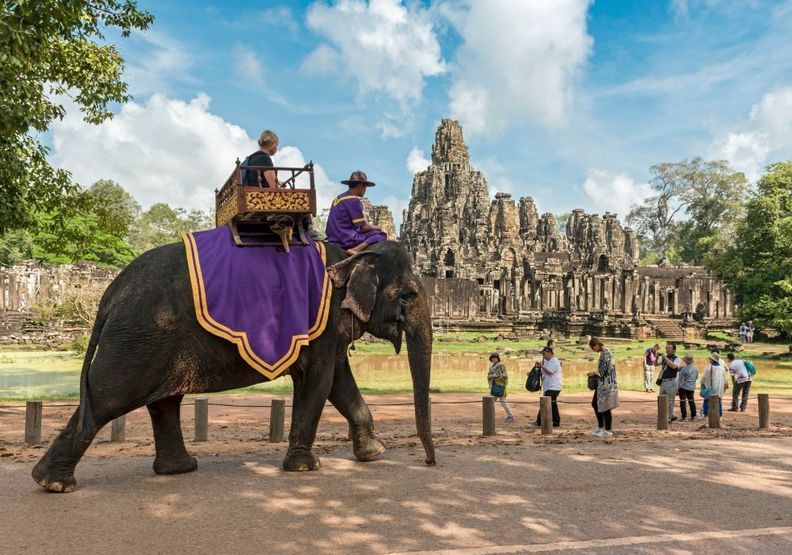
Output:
(147, 395), (197, 475)
(32, 408), (100, 493)
(329, 357), (385, 462)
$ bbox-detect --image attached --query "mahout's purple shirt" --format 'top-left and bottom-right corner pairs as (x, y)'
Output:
(326, 193), (387, 249)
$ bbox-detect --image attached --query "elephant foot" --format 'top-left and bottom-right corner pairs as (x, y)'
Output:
(282, 449), (321, 472)
(153, 454), (198, 475)
(32, 458), (77, 493)
(354, 437), (386, 462)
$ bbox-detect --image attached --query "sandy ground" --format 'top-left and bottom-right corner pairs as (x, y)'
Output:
(3, 392), (792, 553)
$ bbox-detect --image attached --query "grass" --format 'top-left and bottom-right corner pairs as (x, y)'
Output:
(1, 334), (791, 400)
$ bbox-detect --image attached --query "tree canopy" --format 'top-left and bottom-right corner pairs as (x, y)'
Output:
(710, 162), (792, 336)
(627, 158), (747, 264)
(0, 0), (153, 233)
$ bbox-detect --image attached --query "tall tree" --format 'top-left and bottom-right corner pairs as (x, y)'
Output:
(627, 157), (747, 263)
(130, 203), (213, 253)
(711, 162), (792, 336)
(85, 179), (141, 237)
(0, 1), (153, 233)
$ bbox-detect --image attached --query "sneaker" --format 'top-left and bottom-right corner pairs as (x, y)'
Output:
(592, 428), (605, 437)
(505, 415), (515, 423)
(601, 430), (614, 437)
(669, 416), (678, 423)
(727, 408), (738, 412)
(531, 421), (540, 427)
(680, 417), (687, 421)
(740, 408), (746, 412)
(690, 416), (698, 421)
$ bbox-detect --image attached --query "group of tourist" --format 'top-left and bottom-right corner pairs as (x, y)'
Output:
(485, 338), (755, 435)
(486, 336), (619, 437)
(242, 130), (387, 256)
(739, 321), (756, 343)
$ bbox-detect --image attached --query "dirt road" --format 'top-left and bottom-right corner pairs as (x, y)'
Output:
(3, 392), (792, 553)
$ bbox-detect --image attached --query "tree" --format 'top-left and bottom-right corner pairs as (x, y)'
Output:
(130, 203), (213, 253)
(627, 158), (747, 264)
(85, 179), (141, 237)
(711, 162), (792, 336)
(0, 1), (153, 233)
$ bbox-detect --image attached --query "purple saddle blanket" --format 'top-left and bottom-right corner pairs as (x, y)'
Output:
(182, 226), (331, 379)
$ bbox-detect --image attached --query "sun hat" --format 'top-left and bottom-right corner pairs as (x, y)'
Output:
(709, 352), (720, 362)
(341, 170), (376, 187)
(683, 354), (694, 363)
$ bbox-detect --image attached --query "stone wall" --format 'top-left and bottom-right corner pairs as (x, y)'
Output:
(361, 198), (397, 240)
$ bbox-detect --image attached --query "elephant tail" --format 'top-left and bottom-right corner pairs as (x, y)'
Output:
(76, 301), (109, 433)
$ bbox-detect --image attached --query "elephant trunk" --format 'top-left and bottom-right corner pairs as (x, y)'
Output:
(405, 285), (436, 465)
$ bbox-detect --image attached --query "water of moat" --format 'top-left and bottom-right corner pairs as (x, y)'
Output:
(2, 349), (791, 399)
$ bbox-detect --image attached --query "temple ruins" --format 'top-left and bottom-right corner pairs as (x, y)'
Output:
(399, 119), (735, 339)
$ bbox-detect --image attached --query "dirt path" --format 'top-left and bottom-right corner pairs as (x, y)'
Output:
(3, 435), (792, 554)
(3, 392), (792, 552)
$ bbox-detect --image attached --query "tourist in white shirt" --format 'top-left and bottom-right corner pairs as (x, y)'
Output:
(533, 346), (562, 428)
(726, 353), (752, 411)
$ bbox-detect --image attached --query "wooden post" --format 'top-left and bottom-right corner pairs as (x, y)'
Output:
(194, 398), (209, 442)
(482, 396), (495, 436)
(758, 394), (770, 429)
(25, 400), (42, 445)
(657, 395), (669, 430)
(269, 399), (285, 442)
(708, 396), (720, 428)
(540, 396), (553, 435)
(111, 415), (126, 442)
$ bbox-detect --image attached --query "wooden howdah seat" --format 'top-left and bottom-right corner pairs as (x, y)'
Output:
(215, 159), (317, 250)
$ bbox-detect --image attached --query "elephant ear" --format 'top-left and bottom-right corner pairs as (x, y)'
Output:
(328, 252), (379, 323)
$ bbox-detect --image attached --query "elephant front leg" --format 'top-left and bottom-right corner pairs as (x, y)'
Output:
(282, 353), (335, 472)
(329, 357), (386, 462)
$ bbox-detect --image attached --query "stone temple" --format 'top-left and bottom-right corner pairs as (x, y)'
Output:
(398, 119), (734, 339)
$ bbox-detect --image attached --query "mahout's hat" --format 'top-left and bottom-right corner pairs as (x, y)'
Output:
(341, 170), (376, 187)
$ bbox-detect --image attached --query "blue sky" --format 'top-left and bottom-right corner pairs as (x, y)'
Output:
(49, 0), (792, 226)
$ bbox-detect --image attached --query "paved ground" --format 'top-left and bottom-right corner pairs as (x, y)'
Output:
(3, 434), (792, 554)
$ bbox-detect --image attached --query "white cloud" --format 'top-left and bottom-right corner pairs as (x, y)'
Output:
(406, 148), (430, 175)
(447, 0), (593, 136)
(582, 169), (652, 219)
(379, 194), (410, 229)
(303, 0), (446, 134)
(232, 45), (266, 88)
(124, 31), (195, 96)
(259, 6), (299, 34)
(50, 93), (337, 213)
(709, 87), (792, 180)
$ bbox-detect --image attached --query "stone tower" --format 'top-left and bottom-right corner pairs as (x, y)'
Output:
(401, 119), (490, 278)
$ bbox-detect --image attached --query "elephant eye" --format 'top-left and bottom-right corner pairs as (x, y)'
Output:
(400, 290), (417, 302)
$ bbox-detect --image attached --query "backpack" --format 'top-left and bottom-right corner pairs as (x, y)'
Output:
(525, 366), (542, 392)
(744, 360), (757, 376)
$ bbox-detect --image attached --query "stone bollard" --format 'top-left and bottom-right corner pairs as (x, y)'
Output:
(482, 396), (495, 436)
(269, 399), (285, 442)
(111, 415), (126, 442)
(657, 395), (669, 430)
(194, 398), (209, 442)
(708, 396), (721, 428)
(540, 396), (553, 435)
(25, 400), (43, 445)
(758, 394), (770, 429)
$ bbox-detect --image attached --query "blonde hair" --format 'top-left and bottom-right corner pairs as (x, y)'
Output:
(258, 130), (279, 148)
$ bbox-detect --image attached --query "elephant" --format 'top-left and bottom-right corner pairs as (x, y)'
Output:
(32, 240), (435, 492)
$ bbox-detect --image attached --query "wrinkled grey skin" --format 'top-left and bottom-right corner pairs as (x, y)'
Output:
(32, 240), (435, 492)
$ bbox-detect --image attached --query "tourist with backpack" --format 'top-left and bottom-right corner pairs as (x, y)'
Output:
(739, 323), (748, 344)
(532, 346), (562, 428)
(701, 351), (729, 419)
(727, 353), (753, 412)
(587, 337), (619, 437)
(487, 353), (514, 423)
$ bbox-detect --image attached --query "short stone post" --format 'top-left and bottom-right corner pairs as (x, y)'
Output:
(111, 415), (126, 442)
(269, 399), (285, 442)
(25, 400), (43, 445)
(482, 396), (495, 436)
(657, 395), (669, 430)
(708, 396), (721, 428)
(540, 396), (553, 435)
(194, 398), (209, 442)
(758, 394), (770, 429)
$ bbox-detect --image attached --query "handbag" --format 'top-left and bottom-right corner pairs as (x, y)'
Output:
(597, 382), (620, 412)
(490, 382), (506, 397)
(587, 374), (599, 391)
(699, 385), (712, 398)
(525, 366), (542, 392)
(655, 376), (663, 387)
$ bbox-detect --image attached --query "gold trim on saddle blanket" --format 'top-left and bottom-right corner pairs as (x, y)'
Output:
(182, 234), (332, 379)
